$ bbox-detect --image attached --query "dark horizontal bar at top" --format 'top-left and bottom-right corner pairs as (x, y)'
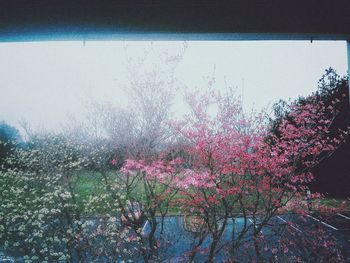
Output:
(0, 0), (350, 41)
(0, 31), (349, 42)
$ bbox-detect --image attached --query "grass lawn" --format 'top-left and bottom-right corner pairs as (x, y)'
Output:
(74, 171), (112, 214)
(319, 197), (350, 211)
(75, 171), (105, 201)
(73, 170), (184, 215)
(72, 171), (350, 216)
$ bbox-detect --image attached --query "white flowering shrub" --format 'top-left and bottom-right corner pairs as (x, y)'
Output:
(0, 133), (133, 262)
(0, 169), (78, 261)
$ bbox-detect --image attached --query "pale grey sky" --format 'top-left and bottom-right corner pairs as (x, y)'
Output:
(0, 41), (347, 134)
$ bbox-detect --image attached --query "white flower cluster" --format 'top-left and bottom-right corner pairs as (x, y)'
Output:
(0, 133), (134, 262)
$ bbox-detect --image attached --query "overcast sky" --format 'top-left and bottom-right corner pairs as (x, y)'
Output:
(0, 40), (347, 134)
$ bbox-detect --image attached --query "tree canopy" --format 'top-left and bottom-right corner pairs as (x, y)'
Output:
(0, 121), (21, 170)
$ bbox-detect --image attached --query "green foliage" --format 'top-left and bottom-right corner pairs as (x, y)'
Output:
(0, 121), (21, 170)
(269, 68), (348, 140)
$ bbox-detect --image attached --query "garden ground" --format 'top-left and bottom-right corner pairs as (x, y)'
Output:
(2, 171), (349, 262)
(1, 212), (350, 262)
(140, 213), (350, 262)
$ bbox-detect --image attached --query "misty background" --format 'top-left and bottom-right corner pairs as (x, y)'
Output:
(0, 40), (347, 136)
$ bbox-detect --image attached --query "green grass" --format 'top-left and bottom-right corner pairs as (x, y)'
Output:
(319, 197), (350, 210)
(73, 171), (350, 216)
(73, 171), (111, 213)
(75, 172), (103, 200)
(72, 170), (183, 215)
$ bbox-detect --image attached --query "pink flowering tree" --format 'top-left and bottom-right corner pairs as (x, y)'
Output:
(121, 86), (346, 262)
(170, 89), (275, 261)
(117, 156), (182, 262)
